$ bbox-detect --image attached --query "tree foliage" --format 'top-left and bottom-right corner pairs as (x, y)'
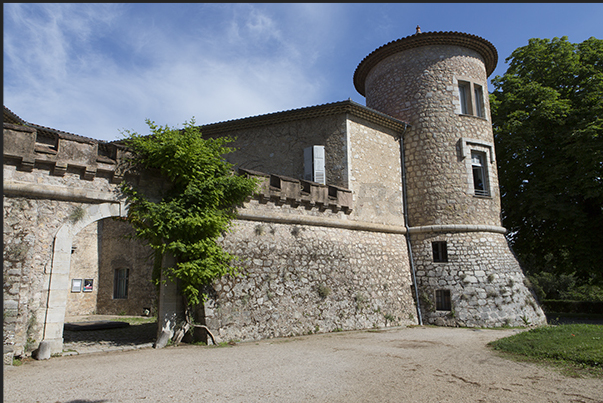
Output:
(490, 36), (603, 284)
(120, 119), (258, 308)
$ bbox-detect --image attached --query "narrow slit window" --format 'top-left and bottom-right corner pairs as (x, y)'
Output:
(432, 241), (448, 263)
(114, 268), (129, 299)
(471, 151), (489, 196)
(435, 289), (452, 311)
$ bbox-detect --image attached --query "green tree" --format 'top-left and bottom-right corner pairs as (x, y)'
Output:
(120, 119), (258, 343)
(490, 36), (603, 284)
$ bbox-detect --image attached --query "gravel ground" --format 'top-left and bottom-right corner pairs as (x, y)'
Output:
(4, 325), (603, 403)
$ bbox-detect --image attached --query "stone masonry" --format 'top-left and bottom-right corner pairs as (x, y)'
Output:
(354, 29), (546, 326)
(4, 28), (547, 362)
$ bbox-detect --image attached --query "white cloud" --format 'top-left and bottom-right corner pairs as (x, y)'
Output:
(3, 3), (342, 141)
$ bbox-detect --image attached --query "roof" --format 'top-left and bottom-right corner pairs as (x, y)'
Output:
(5, 99), (410, 148)
(3, 105), (102, 145)
(354, 30), (498, 96)
(199, 99), (410, 136)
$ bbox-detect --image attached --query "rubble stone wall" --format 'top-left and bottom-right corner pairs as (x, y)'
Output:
(207, 200), (418, 342)
(205, 114), (349, 188)
(410, 231), (546, 327)
(95, 219), (157, 316)
(364, 44), (501, 227)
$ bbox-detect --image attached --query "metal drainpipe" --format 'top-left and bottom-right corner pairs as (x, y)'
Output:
(399, 124), (423, 325)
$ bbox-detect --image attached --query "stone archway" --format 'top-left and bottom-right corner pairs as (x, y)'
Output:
(36, 202), (126, 359)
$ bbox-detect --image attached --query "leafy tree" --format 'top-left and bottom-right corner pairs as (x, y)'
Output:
(490, 36), (603, 285)
(120, 119), (258, 343)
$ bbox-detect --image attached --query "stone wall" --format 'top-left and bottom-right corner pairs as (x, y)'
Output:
(3, 122), (142, 361)
(347, 115), (405, 227)
(66, 222), (100, 316)
(411, 231), (546, 327)
(3, 195), (81, 359)
(206, 200), (418, 343)
(205, 114), (349, 188)
(363, 44), (501, 227)
(96, 219), (157, 316)
(355, 33), (547, 327)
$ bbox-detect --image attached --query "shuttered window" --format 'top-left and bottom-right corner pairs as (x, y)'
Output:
(304, 145), (326, 184)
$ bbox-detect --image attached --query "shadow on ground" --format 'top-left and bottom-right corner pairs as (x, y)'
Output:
(63, 318), (157, 348)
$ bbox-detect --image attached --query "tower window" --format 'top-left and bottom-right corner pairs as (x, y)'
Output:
(474, 85), (485, 117)
(457, 80), (486, 119)
(471, 151), (489, 196)
(432, 241), (448, 263)
(114, 268), (129, 299)
(435, 289), (452, 311)
(458, 81), (471, 115)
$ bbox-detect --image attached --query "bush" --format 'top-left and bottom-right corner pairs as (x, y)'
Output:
(542, 300), (603, 314)
(528, 272), (603, 302)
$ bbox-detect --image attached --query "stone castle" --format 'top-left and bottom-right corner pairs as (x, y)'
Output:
(3, 28), (547, 362)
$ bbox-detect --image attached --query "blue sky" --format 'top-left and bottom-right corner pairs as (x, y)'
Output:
(4, 3), (603, 141)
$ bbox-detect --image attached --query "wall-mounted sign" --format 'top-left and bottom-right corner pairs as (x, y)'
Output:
(71, 279), (82, 293)
(83, 279), (94, 292)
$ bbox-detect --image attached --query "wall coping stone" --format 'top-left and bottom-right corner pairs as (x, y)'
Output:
(408, 224), (507, 234)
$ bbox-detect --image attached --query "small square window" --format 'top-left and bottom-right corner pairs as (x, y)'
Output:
(435, 289), (452, 311)
(432, 241), (448, 263)
(114, 268), (129, 299)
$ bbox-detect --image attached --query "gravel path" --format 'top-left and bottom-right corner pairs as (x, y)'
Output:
(4, 326), (603, 403)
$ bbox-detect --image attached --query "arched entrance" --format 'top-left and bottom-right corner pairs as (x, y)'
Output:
(36, 202), (125, 359)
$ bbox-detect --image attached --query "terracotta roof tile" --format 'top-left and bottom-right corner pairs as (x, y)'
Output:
(354, 30), (498, 96)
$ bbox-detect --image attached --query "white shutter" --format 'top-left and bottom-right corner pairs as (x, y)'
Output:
(303, 145), (326, 184)
(313, 146), (325, 184)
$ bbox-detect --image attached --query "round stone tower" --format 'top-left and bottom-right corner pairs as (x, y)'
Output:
(354, 28), (547, 327)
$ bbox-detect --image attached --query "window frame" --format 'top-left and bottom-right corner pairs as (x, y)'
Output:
(471, 151), (489, 197)
(460, 138), (494, 198)
(473, 84), (485, 118)
(458, 81), (471, 115)
(435, 289), (452, 311)
(113, 268), (129, 299)
(432, 241), (448, 263)
(455, 78), (487, 120)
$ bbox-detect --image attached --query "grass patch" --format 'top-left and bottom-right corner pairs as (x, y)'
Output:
(488, 324), (603, 377)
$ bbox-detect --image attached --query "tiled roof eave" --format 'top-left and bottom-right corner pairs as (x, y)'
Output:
(354, 31), (498, 96)
(199, 100), (410, 136)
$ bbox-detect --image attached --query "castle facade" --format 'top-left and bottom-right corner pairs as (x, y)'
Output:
(3, 29), (546, 361)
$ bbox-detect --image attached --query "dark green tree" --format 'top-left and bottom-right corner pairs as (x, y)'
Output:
(120, 119), (258, 343)
(490, 36), (603, 284)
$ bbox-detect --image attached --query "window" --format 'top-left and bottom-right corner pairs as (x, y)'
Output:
(471, 151), (489, 196)
(474, 85), (484, 117)
(114, 268), (129, 299)
(432, 241), (448, 263)
(304, 145), (326, 184)
(457, 80), (486, 118)
(435, 289), (451, 311)
(458, 81), (471, 115)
